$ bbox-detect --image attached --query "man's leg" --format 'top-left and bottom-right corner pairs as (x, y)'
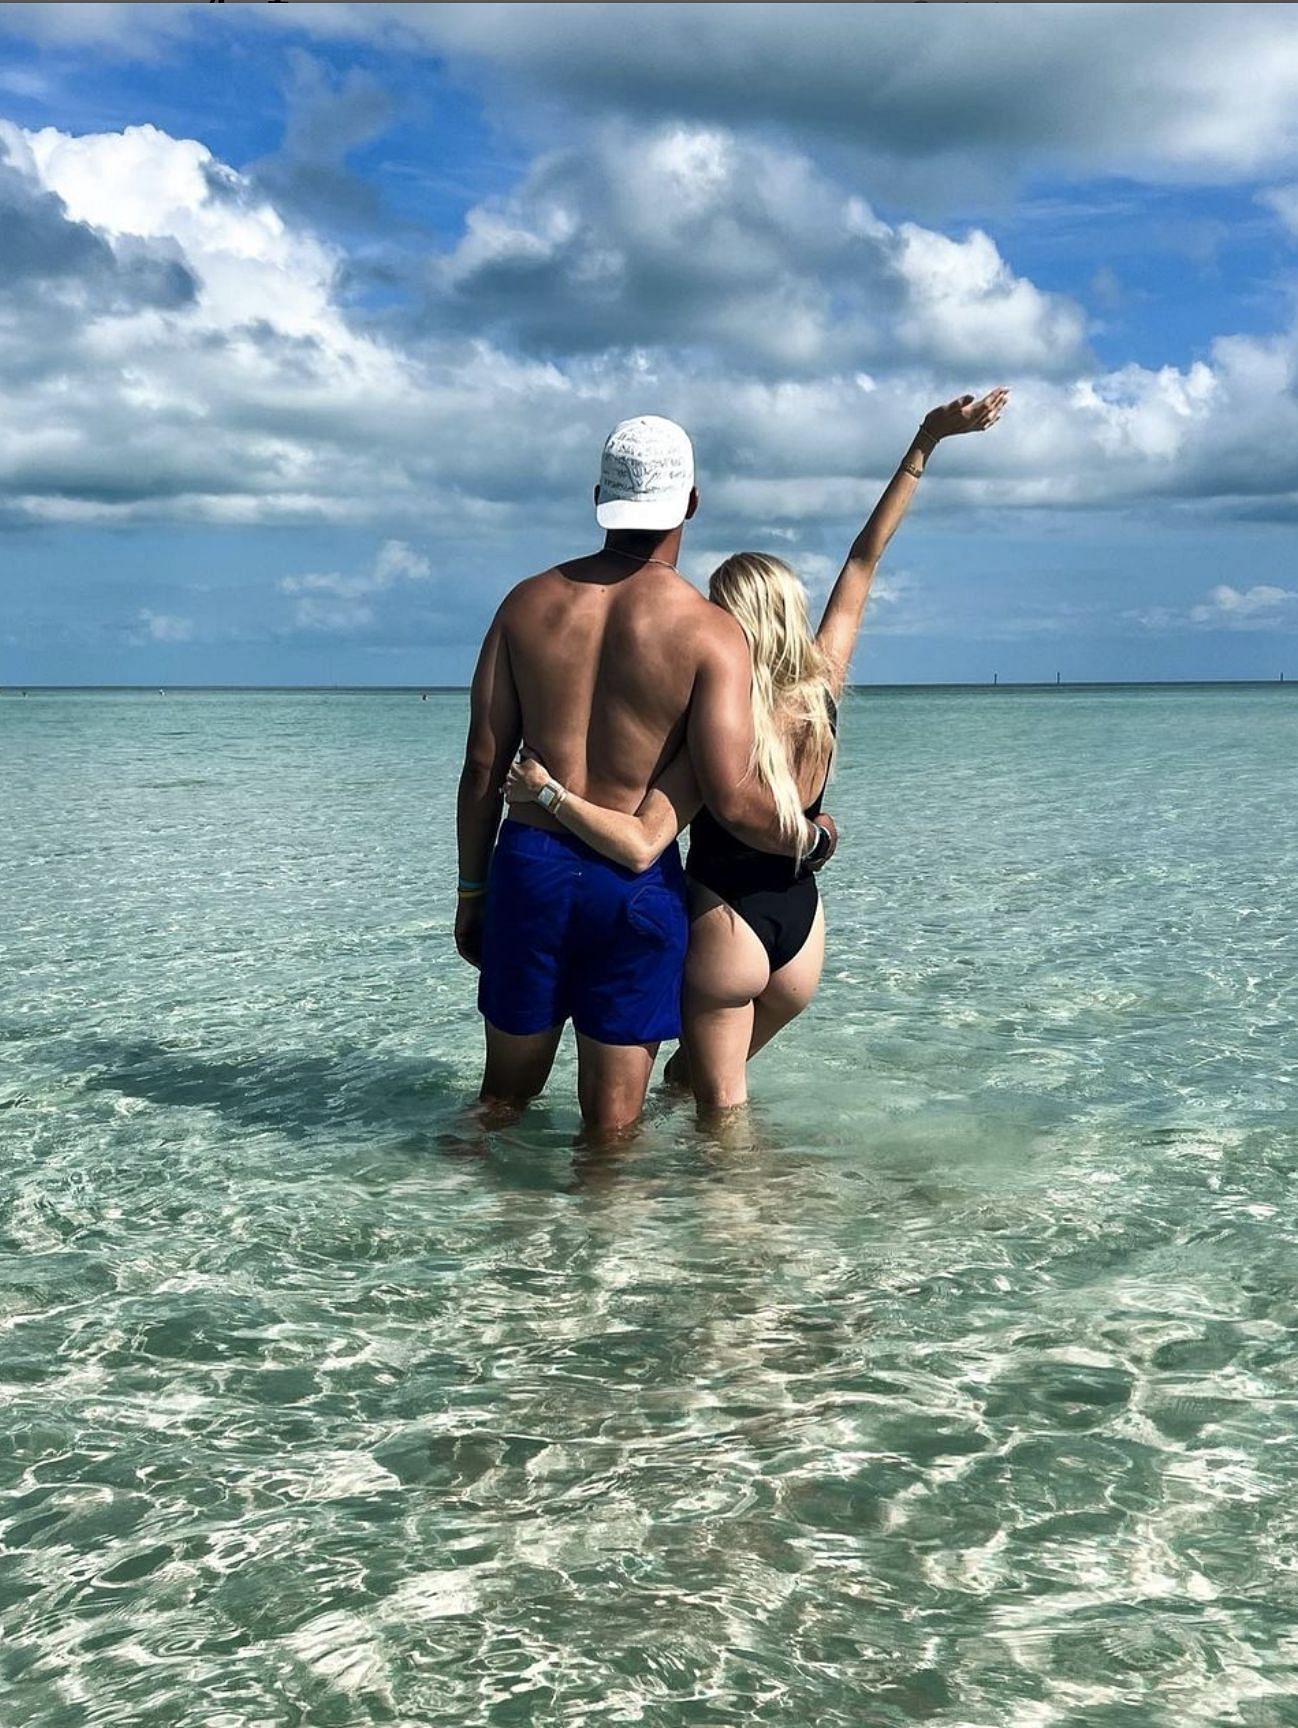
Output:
(481, 1020), (563, 1112)
(572, 849), (688, 1137)
(475, 824), (570, 1116)
(575, 1034), (659, 1136)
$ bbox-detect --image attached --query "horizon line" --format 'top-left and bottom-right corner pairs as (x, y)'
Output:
(2, 679), (1293, 694)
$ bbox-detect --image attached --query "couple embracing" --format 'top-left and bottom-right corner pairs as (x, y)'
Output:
(455, 391), (1007, 1133)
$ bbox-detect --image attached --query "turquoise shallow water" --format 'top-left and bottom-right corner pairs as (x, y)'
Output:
(3, 686), (1297, 1727)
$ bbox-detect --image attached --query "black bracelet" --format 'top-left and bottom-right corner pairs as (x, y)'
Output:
(807, 820), (829, 865)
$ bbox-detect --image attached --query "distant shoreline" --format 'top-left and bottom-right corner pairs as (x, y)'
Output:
(2, 681), (1293, 695)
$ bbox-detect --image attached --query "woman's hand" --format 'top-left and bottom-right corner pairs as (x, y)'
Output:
(921, 387), (1009, 443)
(806, 812), (838, 873)
(505, 750), (551, 805)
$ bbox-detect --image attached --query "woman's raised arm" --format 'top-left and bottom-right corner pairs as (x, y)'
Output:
(816, 388), (1008, 691)
(505, 747), (701, 874)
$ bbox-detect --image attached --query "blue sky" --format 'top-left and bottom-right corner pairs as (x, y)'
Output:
(3, 2), (1298, 684)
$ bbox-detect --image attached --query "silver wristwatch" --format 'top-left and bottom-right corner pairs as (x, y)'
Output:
(536, 779), (567, 813)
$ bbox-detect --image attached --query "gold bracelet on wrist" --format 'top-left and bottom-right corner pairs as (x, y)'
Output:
(901, 461), (924, 480)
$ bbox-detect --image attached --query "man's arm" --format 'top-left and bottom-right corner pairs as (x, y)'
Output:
(686, 614), (821, 859)
(455, 610), (522, 965)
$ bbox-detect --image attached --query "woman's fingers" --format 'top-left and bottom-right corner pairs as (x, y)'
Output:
(929, 386), (1008, 437)
(505, 753), (549, 802)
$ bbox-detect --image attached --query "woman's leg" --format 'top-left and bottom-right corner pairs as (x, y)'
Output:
(749, 898), (825, 1059)
(681, 887), (770, 1112)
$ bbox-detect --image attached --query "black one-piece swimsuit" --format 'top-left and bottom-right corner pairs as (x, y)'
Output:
(685, 700), (838, 973)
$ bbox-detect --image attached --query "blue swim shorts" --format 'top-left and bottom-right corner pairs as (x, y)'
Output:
(478, 819), (689, 1045)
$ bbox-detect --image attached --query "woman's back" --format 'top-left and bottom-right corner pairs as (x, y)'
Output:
(686, 694), (837, 887)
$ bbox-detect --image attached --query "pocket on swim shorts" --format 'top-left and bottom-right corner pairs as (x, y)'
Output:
(626, 879), (688, 951)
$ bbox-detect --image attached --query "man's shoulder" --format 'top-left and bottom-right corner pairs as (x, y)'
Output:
(638, 566), (712, 612)
(494, 559), (739, 659)
(627, 570), (737, 656)
(495, 565), (566, 619)
(678, 588), (745, 654)
(508, 563), (566, 596)
(498, 560), (714, 611)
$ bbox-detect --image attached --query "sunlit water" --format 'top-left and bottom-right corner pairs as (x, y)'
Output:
(3, 686), (1297, 1727)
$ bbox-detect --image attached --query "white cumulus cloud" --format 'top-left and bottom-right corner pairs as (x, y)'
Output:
(894, 225), (1087, 372)
(136, 609), (194, 643)
(0, 117), (432, 525)
(438, 124), (1088, 378)
(5, 106), (1298, 660)
(279, 539), (434, 630)
(1191, 584), (1298, 626)
(217, 3), (1298, 189)
(280, 539), (431, 601)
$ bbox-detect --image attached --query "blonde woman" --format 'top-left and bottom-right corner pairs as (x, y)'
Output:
(507, 390), (1008, 1111)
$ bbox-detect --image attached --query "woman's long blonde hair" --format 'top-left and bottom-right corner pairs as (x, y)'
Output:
(708, 552), (837, 859)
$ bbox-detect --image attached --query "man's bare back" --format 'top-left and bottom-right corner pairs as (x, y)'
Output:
(463, 546), (799, 857)
(502, 552), (721, 824)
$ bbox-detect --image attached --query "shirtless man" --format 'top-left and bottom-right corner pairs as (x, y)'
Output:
(454, 416), (836, 1133)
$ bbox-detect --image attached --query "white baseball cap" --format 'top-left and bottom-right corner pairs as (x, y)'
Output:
(596, 415), (695, 531)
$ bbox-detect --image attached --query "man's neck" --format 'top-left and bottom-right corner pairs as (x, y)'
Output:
(603, 527), (682, 568)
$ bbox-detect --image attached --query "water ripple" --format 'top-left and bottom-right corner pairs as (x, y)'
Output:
(3, 688), (1297, 1723)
